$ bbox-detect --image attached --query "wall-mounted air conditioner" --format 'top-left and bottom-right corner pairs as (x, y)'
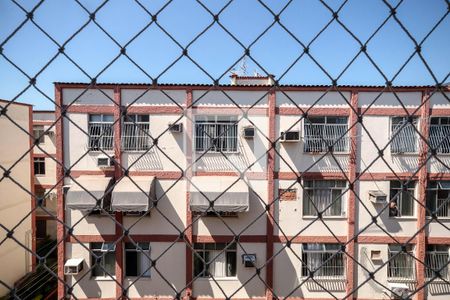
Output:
(242, 126), (255, 139)
(370, 250), (382, 261)
(280, 131), (300, 142)
(369, 190), (387, 203)
(97, 156), (114, 168)
(242, 254), (256, 267)
(64, 258), (84, 275)
(169, 123), (183, 133)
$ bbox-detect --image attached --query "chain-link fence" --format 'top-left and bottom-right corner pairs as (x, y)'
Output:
(1, 0), (450, 300)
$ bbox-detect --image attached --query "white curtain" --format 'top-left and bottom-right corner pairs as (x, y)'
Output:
(209, 250), (226, 277)
(138, 250), (151, 277)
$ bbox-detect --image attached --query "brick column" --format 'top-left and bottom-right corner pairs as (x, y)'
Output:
(266, 89), (276, 300)
(416, 90), (430, 300)
(185, 89), (194, 300)
(113, 86), (124, 298)
(55, 85), (66, 299)
(29, 106), (36, 270)
(346, 91), (358, 299)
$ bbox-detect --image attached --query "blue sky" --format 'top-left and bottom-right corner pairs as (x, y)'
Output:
(0, 0), (449, 109)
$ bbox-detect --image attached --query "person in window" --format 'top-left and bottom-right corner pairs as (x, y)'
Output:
(389, 200), (399, 217)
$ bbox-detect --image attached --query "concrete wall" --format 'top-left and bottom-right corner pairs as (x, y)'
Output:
(0, 101), (32, 297)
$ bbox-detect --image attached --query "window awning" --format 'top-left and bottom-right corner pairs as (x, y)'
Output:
(64, 258), (84, 267)
(190, 176), (250, 213)
(65, 176), (113, 210)
(111, 176), (156, 212)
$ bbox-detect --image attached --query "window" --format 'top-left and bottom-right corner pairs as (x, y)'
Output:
(388, 244), (415, 279)
(303, 180), (346, 217)
(425, 245), (449, 279)
(88, 114), (114, 151)
(36, 220), (47, 239)
(34, 157), (45, 175)
(90, 242), (116, 277)
(193, 243), (237, 278)
(33, 125), (45, 144)
(122, 115), (150, 151)
(125, 242), (151, 277)
(430, 117), (450, 153)
(389, 181), (416, 217)
(301, 243), (345, 278)
(426, 181), (450, 218)
(391, 117), (418, 153)
(303, 116), (348, 153)
(195, 116), (238, 153)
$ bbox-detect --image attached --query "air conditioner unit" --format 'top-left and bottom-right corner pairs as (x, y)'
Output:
(242, 254), (257, 267)
(45, 130), (55, 137)
(169, 123), (183, 133)
(280, 131), (300, 142)
(387, 283), (410, 299)
(64, 258), (84, 275)
(242, 126), (255, 139)
(97, 156), (114, 168)
(369, 190), (387, 203)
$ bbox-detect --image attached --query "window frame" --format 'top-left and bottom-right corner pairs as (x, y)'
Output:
(34, 157), (46, 176)
(301, 243), (345, 279)
(387, 244), (416, 281)
(425, 245), (449, 280)
(303, 116), (349, 153)
(426, 181), (450, 218)
(33, 125), (45, 145)
(429, 117), (450, 154)
(302, 180), (347, 217)
(389, 181), (416, 218)
(121, 114), (151, 152)
(124, 242), (151, 278)
(194, 115), (239, 154)
(390, 116), (419, 154)
(88, 114), (114, 151)
(193, 242), (237, 278)
(90, 242), (116, 278)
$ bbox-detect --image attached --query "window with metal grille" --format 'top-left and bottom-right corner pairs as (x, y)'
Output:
(390, 117), (418, 154)
(90, 242), (116, 277)
(303, 116), (348, 153)
(33, 125), (45, 145)
(122, 114), (150, 151)
(125, 242), (151, 278)
(388, 244), (415, 280)
(301, 243), (345, 279)
(429, 117), (450, 153)
(389, 181), (416, 217)
(425, 245), (449, 280)
(195, 116), (238, 153)
(33, 157), (45, 175)
(193, 243), (237, 278)
(303, 180), (346, 217)
(88, 114), (114, 151)
(426, 181), (450, 218)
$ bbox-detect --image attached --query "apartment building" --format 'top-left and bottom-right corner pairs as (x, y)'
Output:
(0, 100), (33, 297)
(32, 110), (57, 242)
(55, 78), (450, 300)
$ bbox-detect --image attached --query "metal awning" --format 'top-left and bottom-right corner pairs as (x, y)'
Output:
(65, 176), (113, 210)
(190, 176), (250, 212)
(111, 176), (156, 212)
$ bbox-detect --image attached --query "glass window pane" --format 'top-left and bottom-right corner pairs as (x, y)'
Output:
(126, 251), (138, 276)
(226, 251), (236, 277)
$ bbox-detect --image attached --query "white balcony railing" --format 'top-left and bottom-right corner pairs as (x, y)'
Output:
(122, 123), (151, 151)
(426, 252), (449, 279)
(304, 124), (348, 153)
(195, 122), (238, 153)
(88, 123), (114, 151)
(429, 125), (450, 153)
(302, 251), (345, 279)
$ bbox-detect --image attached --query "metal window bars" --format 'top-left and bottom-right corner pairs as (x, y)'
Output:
(304, 121), (349, 153)
(301, 244), (345, 279)
(121, 122), (151, 151)
(195, 121), (239, 153)
(425, 248), (449, 280)
(388, 247), (416, 280)
(390, 117), (419, 154)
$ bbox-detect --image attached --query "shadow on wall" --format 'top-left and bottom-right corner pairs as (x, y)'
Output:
(373, 208), (402, 234)
(304, 279), (346, 292)
(127, 150), (164, 170)
(77, 268), (103, 298)
(273, 246), (304, 298)
(358, 246), (386, 293)
(427, 282), (450, 295)
(194, 140), (251, 172)
(390, 155), (419, 173)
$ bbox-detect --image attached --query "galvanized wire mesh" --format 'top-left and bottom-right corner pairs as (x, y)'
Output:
(0, 0), (450, 300)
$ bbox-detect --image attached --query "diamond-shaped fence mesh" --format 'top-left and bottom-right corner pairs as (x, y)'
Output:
(0, 0), (450, 300)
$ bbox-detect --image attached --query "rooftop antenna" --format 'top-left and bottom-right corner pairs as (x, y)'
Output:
(239, 56), (248, 76)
